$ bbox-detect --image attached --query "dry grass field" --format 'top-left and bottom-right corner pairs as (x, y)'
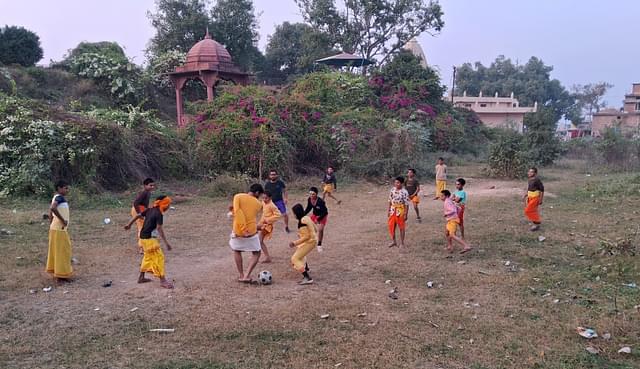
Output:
(1, 161), (638, 369)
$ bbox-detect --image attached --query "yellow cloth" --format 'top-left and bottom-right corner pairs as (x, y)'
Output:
(260, 201), (281, 241)
(291, 216), (317, 272)
(410, 194), (420, 205)
(323, 183), (334, 193)
(232, 193), (263, 237)
(46, 229), (73, 278)
(130, 206), (144, 247)
(446, 219), (459, 235)
(436, 180), (446, 197)
(139, 238), (165, 277)
(527, 190), (541, 198)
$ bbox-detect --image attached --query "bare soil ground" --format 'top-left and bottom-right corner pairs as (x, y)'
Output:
(1, 162), (638, 369)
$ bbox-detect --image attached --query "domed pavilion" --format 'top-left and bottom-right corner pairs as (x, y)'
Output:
(169, 30), (251, 127)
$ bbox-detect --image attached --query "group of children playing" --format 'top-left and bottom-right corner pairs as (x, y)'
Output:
(45, 159), (545, 288)
(387, 158), (470, 254)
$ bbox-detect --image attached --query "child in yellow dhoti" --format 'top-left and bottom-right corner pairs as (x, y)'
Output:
(130, 178), (156, 254)
(47, 180), (73, 282)
(258, 190), (281, 263)
(441, 190), (472, 254)
(289, 203), (317, 285)
(405, 168), (421, 222)
(321, 166), (341, 204)
(125, 196), (174, 289)
(433, 157), (447, 200)
(388, 177), (410, 249)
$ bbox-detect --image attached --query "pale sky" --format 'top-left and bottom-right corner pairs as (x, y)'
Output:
(1, 0), (638, 106)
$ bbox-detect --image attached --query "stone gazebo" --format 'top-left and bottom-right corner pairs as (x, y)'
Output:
(169, 31), (251, 127)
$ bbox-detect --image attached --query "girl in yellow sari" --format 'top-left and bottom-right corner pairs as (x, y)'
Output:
(47, 180), (73, 281)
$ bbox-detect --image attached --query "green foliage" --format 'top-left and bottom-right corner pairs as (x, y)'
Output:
(0, 25), (43, 67)
(523, 108), (562, 166)
(487, 129), (528, 178)
(262, 22), (334, 84)
(147, 0), (211, 58)
(456, 55), (573, 121)
(59, 41), (128, 67)
(0, 92), (187, 196)
(0, 95), (96, 196)
(571, 82), (614, 123)
(594, 128), (640, 171)
(69, 52), (143, 105)
(295, 0), (444, 64)
(145, 50), (186, 95)
(209, 0), (262, 71)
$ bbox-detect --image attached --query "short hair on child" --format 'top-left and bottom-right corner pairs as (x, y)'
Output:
(249, 183), (265, 194)
(456, 178), (466, 186)
(309, 186), (319, 194)
(408, 168), (416, 174)
(328, 165), (334, 170)
(438, 157), (444, 161)
(143, 178), (155, 185)
(269, 169), (278, 174)
(530, 167), (538, 174)
(395, 176), (405, 184)
(264, 190), (272, 198)
(55, 180), (69, 190)
(441, 190), (451, 197)
(155, 195), (167, 201)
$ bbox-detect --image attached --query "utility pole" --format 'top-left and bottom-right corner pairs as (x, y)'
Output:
(451, 66), (457, 103)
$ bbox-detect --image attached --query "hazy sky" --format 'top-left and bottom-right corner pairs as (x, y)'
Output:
(1, 0), (638, 106)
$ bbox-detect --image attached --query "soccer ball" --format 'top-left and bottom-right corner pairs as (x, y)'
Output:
(258, 270), (272, 285)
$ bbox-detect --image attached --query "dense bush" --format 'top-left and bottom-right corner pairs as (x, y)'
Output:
(487, 129), (528, 178)
(0, 93), (187, 196)
(0, 26), (43, 67)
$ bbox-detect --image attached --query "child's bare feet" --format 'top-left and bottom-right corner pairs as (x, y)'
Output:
(460, 247), (473, 255)
(261, 257), (272, 264)
(138, 277), (152, 283)
(388, 242), (397, 248)
(160, 281), (174, 289)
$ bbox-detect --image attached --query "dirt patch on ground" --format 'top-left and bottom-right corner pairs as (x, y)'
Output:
(0, 166), (638, 369)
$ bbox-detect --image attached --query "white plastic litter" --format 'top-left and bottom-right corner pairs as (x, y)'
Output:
(42, 286), (52, 292)
(577, 327), (598, 339)
(103, 218), (111, 225)
(618, 347), (631, 354)
(149, 328), (174, 333)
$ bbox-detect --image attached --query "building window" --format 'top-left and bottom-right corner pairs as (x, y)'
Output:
(513, 103), (516, 107)
(636, 103), (640, 111)
(480, 103), (487, 107)
(464, 103), (472, 108)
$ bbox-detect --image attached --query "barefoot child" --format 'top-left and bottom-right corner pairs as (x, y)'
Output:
(124, 196), (174, 289)
(130, 178), (156, 253)
(321, 166), (341, 204)
(524, 167), (544, 231)
(304, 187), (328, 252)
(441, 190), (472, 254)
(258, 190), (281, 263)
(289, 203), (317, 285)
(388, 176), (410, 249)
(405, 168), (421, 222)
(264, 170), (290, 233)
(46, 180), (73, 282)
(452, 178), (467, 238)
(433, 157), (447, 200)
(229, 184), (264, 283)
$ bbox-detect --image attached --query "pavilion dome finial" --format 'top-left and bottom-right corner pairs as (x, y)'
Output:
(185, 31), (233, 66)
(205, 27), (211, 40)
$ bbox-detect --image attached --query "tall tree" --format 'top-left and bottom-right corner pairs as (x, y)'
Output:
(146, 0), (211, 58)
(571, 82), (614, 123)
(455, 55), (573, 121)
(0, 26), (43, 66)
(262, 22), (334, 83)
(295, 0), (444, 65)
(210, 0), (262, 71)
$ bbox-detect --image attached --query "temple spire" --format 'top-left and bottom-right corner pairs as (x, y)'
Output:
(205, 27), (211, 39)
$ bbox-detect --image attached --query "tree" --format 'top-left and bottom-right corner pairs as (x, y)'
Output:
(295, 0), (444, 65)
(210, 0), (262, 71)
(571, 82), (613, 123)
(455, 56), (573, 121)
(146, 0), (211, 58)
(523, 107), (561, 166)
(59, 41), (128, 68)
(262, 22), (334, 83)
(0, 26), (43, 66)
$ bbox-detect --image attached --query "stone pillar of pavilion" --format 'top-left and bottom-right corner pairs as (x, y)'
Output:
(169, 30), (251, 127)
